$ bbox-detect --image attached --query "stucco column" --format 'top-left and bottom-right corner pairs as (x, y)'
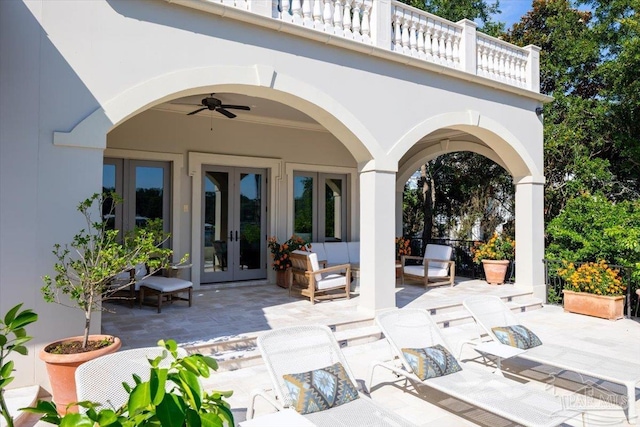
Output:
(514, 176), (546, 301)
(358, 169), (397, 314)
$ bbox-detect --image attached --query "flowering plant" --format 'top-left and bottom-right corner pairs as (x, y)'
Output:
(267, 235), (311, 271)
(395, 237), (411, 260)
(472, 233), (515, 264)
(558, 260), (626, 296)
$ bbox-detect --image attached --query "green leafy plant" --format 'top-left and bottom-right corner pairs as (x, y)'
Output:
(472, 233), (515, 264)
(24, 339), (234, 427)
(41, 192), (180, 352)
(267, 235), (310, 271)
(0, 304), (38, 427)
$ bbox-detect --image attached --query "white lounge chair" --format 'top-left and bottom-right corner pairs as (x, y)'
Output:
(370, 308), (580, 427)
(246, 324), (416, 426)
(463, 295), (640, 423)
(400, 244), (455, 288)
(75, 346), (188, 412)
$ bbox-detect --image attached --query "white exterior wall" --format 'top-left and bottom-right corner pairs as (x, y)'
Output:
(1, 0), (546, 389)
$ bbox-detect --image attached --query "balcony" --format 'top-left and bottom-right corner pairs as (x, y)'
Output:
(166, 0), (540, 93)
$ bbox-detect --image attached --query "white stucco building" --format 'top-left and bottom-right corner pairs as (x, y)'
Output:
(1, 0), (549, 390)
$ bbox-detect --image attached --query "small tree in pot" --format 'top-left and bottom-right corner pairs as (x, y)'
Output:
(40, 192), (183, 413)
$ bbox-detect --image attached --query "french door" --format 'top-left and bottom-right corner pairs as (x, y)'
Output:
(201, 166), (267, 283)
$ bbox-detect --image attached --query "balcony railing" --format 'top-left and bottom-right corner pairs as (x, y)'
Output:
(166, 0), (541, 93)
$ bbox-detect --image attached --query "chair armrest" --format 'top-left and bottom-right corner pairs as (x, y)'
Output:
(246, 388), (284, 420)
(424, 258), (454, 264)
(401, 255), (423, 265)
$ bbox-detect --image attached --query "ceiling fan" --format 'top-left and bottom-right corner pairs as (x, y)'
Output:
(186, 94), (250, 119)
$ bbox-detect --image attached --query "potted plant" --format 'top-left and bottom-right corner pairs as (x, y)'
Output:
(40, 192), (175, 414)
(267, 235), (310, 288)
(24, 339), (234, 426)
(472, 233), (515, 285)
(558, 260), (626, 320)
(395, 237), (411, 278)
(0, 304), (38, 427)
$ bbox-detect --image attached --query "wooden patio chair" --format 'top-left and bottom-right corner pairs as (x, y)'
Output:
(400, 243), (455, 288)
(289, 250), (351, 304)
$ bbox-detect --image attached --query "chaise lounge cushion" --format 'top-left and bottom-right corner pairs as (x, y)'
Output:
(283, 361), (359, 415)
(402, 265), (449, 278)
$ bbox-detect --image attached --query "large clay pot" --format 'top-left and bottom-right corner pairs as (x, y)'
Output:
(482, 260), (510, 285)
(40, 334), (121, 414)
(562, 290), (625, 321)
(275, 269), (290, 288)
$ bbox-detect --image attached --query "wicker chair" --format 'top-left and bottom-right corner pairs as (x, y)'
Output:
(289, 250), (350, 304)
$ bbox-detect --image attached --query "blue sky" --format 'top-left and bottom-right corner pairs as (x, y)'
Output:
(492, 0), (533, 28)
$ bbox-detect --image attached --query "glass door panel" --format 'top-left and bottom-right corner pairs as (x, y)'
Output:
(201, 166), (266, 283)
(293, 175), (315, 242)
(324, 178), (343, 242)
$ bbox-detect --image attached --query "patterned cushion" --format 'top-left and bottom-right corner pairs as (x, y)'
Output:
(401, 344), (462, 381)
(491, 324), (542, 349)
(282, 362), (359, 415)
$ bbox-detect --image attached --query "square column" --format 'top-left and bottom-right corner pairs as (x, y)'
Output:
(514, 177), (545, 300)
(358, 169), (397, 314)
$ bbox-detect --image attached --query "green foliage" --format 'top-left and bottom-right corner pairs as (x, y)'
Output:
(472, 233), (516, 263)
(23, 339), (234, 427)
(41, 193), (181, 349)
(547, 287), (562, 305)
(0, 304), (38, 427)
(546, 192), (640, 281)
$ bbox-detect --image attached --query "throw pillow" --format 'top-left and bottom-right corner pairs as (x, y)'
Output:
(401, 344), (462, 380)
(491, 324), (542, 349)
(282, 362), (359, 415)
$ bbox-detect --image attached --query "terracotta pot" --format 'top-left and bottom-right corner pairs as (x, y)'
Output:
(482, 260), (510, 285)
(562, 290), (625, 321)
(40, 334), (121, 414)
(276, 269), (290, 288)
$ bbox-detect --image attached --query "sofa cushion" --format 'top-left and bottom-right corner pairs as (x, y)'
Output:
(316, 273), (347, 291)
(138, 276), (192, 292)
(324, 242), (349, 266)
(308, 252), (324, 282)
(424, 244), (452, 270)
(347, 242), (360, 264)
(403, 265), (449, 278)
(310, 243), (327, 265)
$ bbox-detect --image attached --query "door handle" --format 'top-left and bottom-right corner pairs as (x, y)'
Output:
(229, 231), (233, 241)
(235, 230), (239, 241)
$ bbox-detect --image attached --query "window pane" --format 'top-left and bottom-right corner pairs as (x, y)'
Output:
(324, 178), (343, 241)
(135, 166), (164, 228)
(294, 176), (313, 241)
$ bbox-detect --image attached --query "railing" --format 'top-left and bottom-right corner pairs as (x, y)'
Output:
(170, 0), (540, 93)
(543, 259), (637, 318)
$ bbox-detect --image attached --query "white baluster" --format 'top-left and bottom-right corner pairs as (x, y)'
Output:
(452, 33), (460, 67)
(424, 19), (433, 59)
(282, 0), (291, 21)
(507, 55), (515, 83)
(487, 45), (495, 76)
(272, 0), (280, 18)
(343, 0), (352, 37)
(302, 0), (312, 26)
(323, 0), (333, 32)
(481, 46), (489, 75)
(393, 9), (402, 52)
(352, 0), (362, 40)
(445, 28), (453, 64)
(312, 0), (323, 29)
(401, 11), (411, 54)
(409, 14), (418, 56)
(477, 47), (482, 74)
(417, 18), (426, 59)
(291, 0), (302, 23)
(361, 0), (371, 42)
(499, 49), (507, 80)
(437, 24), (446, 63)
(334, 0), (344, 37)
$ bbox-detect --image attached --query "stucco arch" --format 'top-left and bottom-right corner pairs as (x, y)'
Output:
(389, 111), (543, 182)
(53, 64), (390, 170)
(396, 139), (507, 191)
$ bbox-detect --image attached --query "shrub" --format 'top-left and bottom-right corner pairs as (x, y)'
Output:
(472, 233), (515, 263)
(558, 260), (626, 296)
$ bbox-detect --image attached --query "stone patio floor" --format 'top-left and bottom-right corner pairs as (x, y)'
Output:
(12, 279), (640, 426)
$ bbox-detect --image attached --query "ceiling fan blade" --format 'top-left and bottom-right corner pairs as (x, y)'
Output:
(187, 107), (208, 116)
(216, 108), (237, 119)
(220, 105), (250, 111)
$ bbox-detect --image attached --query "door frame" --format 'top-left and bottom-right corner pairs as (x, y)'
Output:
(189, 152), (282, 288)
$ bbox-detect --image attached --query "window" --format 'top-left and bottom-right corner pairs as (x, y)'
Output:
(293, 172), (348, 242)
